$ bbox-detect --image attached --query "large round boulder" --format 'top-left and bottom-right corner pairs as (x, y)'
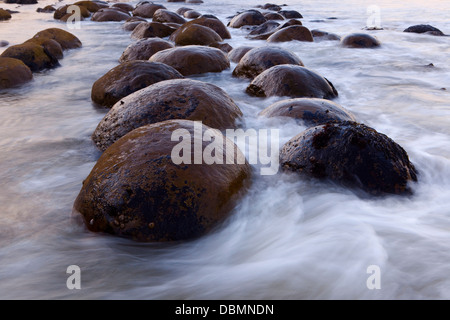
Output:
(280, 121), (418, 195)
(25, 37), (64, 60)
(0, 42), (59, 72)
(33, 28), (82, 50)
(267, 25), (314, 42)
(311, 29), (341, 41)
(92, 78), (243, 150)
(0, 8), (12, 20)
(0, 57), (33, 89)
(74, 120), (251, 242)
(246, 65), (338, 99)
(181, 17), (231, 39)
(169, 24), (222, 46)
(130, 22), (177, 39)
(403, 24), (445, 36)
(184, 10), (201, 19)
(111, 3), (134, 12)
(119, 38), (173, 62)
(176, 7), (193, 15)
(227, 46), (255, 63)
(341, 33), (380, 48)
(53, 4), (90, 20)
(279, 10), (303, 19)
(228, 10), (266, 28)
(149, 45), (230, 76)
(247, 20), (280, 38)
(259, 98), (356, 126)
(92, 8), (130, 21)
(232, 46), (303, 79)
(132, 2), (165, 18)
(263, 12), (284, 20)
(91, 61), (183, 107)
(73, 1), (107, 12)
(152, 9), (186, 24)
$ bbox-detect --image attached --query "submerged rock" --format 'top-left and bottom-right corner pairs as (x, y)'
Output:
(75, 120), (251, 242)
(0, 42), (59, 72)
(119, 38), (174, 62)
(130, 22), (177, 39)
(279, 10), (303, 19)
(111, 3), (134, 12)
(91, 61), (183, 107)
(403, 24), (445, 36)
(0, 57), (33, 89)
(280, 121), (418, 196)
(341, 33), (380, 48)
(149, 45), (230, 76)
(184, 10), (201, 19)
(54, 5), (90, 20)
(262, 12), (284, 21)
(169, 24), (222, 46)
(267, 25), (314, 42)
(132, 2), (165, 18)
(152, 9), (186, 24)
(181, 17), (231, 39)
(227, 46), (255, 63)
(25, 38), (64, 60)
(246, 65), (338, 99)
(33, 28), (82, 50)
(311, 29), (341, 41)
(228, 10), (266, 28)
(73, 1), (107, 12)
(92, 8), (130, 22)
(0, 8), (12, 21)
(92, 78), (243, 150)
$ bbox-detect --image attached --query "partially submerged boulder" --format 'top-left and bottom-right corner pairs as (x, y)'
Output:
(0, 57), (33, 89)
(152, 9), (186, 24)
(181, 17), (231, 39)
(119, 38), (174, 62)
(341, 33), (380, 48)
(228, 10), (266, 28)
(267, 25), (314, 42)
(132, 2), (165, 18)
(311, 29), (341, 41)
(227, 46), (255, 63)
(33, 28), (82, 50)
(403, 24), (445, 36)
(131, 22), (177, 39)
(169, 24), (222, 46)
(0, 42), (59, 72)
(0, 8), (12, 20)
(91, 8), (130, 22)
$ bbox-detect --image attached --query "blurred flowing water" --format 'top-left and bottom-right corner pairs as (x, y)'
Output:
(0, 0), (449, 299)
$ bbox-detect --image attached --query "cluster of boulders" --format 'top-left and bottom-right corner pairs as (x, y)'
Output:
(67, 1), (427, 242)
(0, 28), (81, 89)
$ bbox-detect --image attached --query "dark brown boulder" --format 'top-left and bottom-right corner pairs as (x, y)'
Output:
(341, 33), (380, 48)
(73, 1), (107, 12)
(248, 21), (280, 36)
(111, 3), (134, 12)
(227, 46), (254, 63)
(279, 10), (302, 19)
(246, 65), (338, 99)
(169, 24), (222, 46)
(25, 38), (64, 60)
(92, 8), (130, 22)
(0, 9), (12, 21)
(122, 21), (144, 32)
(91, 61), (183, 107)
(184, 10), (201, 19)
(37, 6), (56, 13)
(186, 0), (203, 3)
(54, 4), (90, 20)
(130, 22), (177, 39)
(119, 38), (174, 63)
(233, 46), (303, 79)
(261, 3), (282, 11)
(279, 19), (302, 28)
(0, 42), (59, 72)
(263, 12), (284, 20)
(311, 29), (341, 41)
(209, 42), (233, 53)
(75, 120), (251, 242)
(0, 40), (9, 47)
(403, 24), (445, 36)
(92, 78), (243, 150)
(280, 121), (418, 195)
(0, 57), (33, 89)
(149, 45), (230, 76)
(33, 28), (82, 50)
(259, 98), (356, 126)
(228, 10), (266, 28)
(176, 7), (193, 15)
(267, 25), (313, 42)
(60, 13), (86, 22)
(182, 17), (231, 39)
(132, 2), (165, 18)
(153, 9), (186, 24)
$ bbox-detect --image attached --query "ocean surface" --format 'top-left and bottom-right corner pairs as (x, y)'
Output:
(0, 0), (449, 299)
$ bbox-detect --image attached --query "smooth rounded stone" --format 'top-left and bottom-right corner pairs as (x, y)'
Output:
(165, 22), (182, 29)
(246, 65), (338, 99)
(182, 17), (231, 39)
(279, 10), (303, 19)
(263, 12), (284, 20)
(341, 33), (380, 48)
(311, 29), (341, 41)
(60, 13), (86, 22)
(130, 22), (177, 39)
(0, 42), (59, 72)
(403, 24), (445, 36)
(54, 5), (90, 20)
(167, 0), (185, 2)
(73, 1), (107, 12)
(184, 10), (201, 19)
(119, 38), (173, 63)
(186, 0), (203, 3)
(0, 57), (33, 89)
(153, 9), (186, 24)
(233, 46), (303, 79)
(228, 10), (267, 28)
(259, 98), (356, 126)
(200, 14), (218, 19)
(37, 5), (56, 13)
(122, 21), (144, 31)
(33, 28), (82, 50)
(176, 7), (192, 15)
(279, 121), (418, 196)
(111, 3), (134, 12)
(0, 9), (12, 21)
(149, 45), (230, 76)
(280, 19), (302, 28)
(227, 46), (254, 63)
(261, 3), (282, 11)
(125, 16), (147, 23)
(91, 61), (183, 107)
(0, 40), (9, 47)
(267, 25), (313, 42)
(92, 8), (130, 21)
(248, 20), (280, 36)
(169, 24), (222, 46)
(5, 0), (36, 4)
(25, 38), (64, 60)
(132, 2), (165, 18)
(75, 119), (251, 242)
(93, 78), (243, 150)
(209, 42), (233, 53)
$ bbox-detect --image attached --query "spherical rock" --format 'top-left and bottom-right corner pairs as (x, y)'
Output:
(54, 5), (90, 20)
(176, 7), (193, 15)
(311, 29), (341, 41)
(280, 121), (418, 195)
(92, 78), (243, 150)
(263, 12), (284, 20)
(227, 46), (255, 63)
(92, 8), (130, 22)
(248, 20), (280, 36)
(0, 42), (59, 72)
(91, 61), (183, 107)
(73, 1), (107, 12)
(0, 9), (12, 21)
(0, 57), (33, 89)
(341, 33), (380, 48)
(132, 2), (165, 18)
(279, 10), (302, 19)
(280, 19), (302, 28)
(130, 22), (177, 39)
(0, 40), (9, 47)
(181, 17), (231, 39)
(267, 25), (313, 42)
(209, 42), (233, 53)
(111, 3), (134, 12)
(228, 10), (266, 28)
(246, 65), (338, 99)
(75, 119), (251, 242)
(184, 10), (201, 19)
(25, 38), (64, 60)
(33, 28), (82, 50)
(403, 24), (445, 36)
(233, 46), (303, 79)
(259, 98), (356, 126)
(119, 38), (173, 63)
(169, 24), (222, 46)
(149, 45), (230, 76)
(122, 21), (144, 32)
(153, 9), (186, 24)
